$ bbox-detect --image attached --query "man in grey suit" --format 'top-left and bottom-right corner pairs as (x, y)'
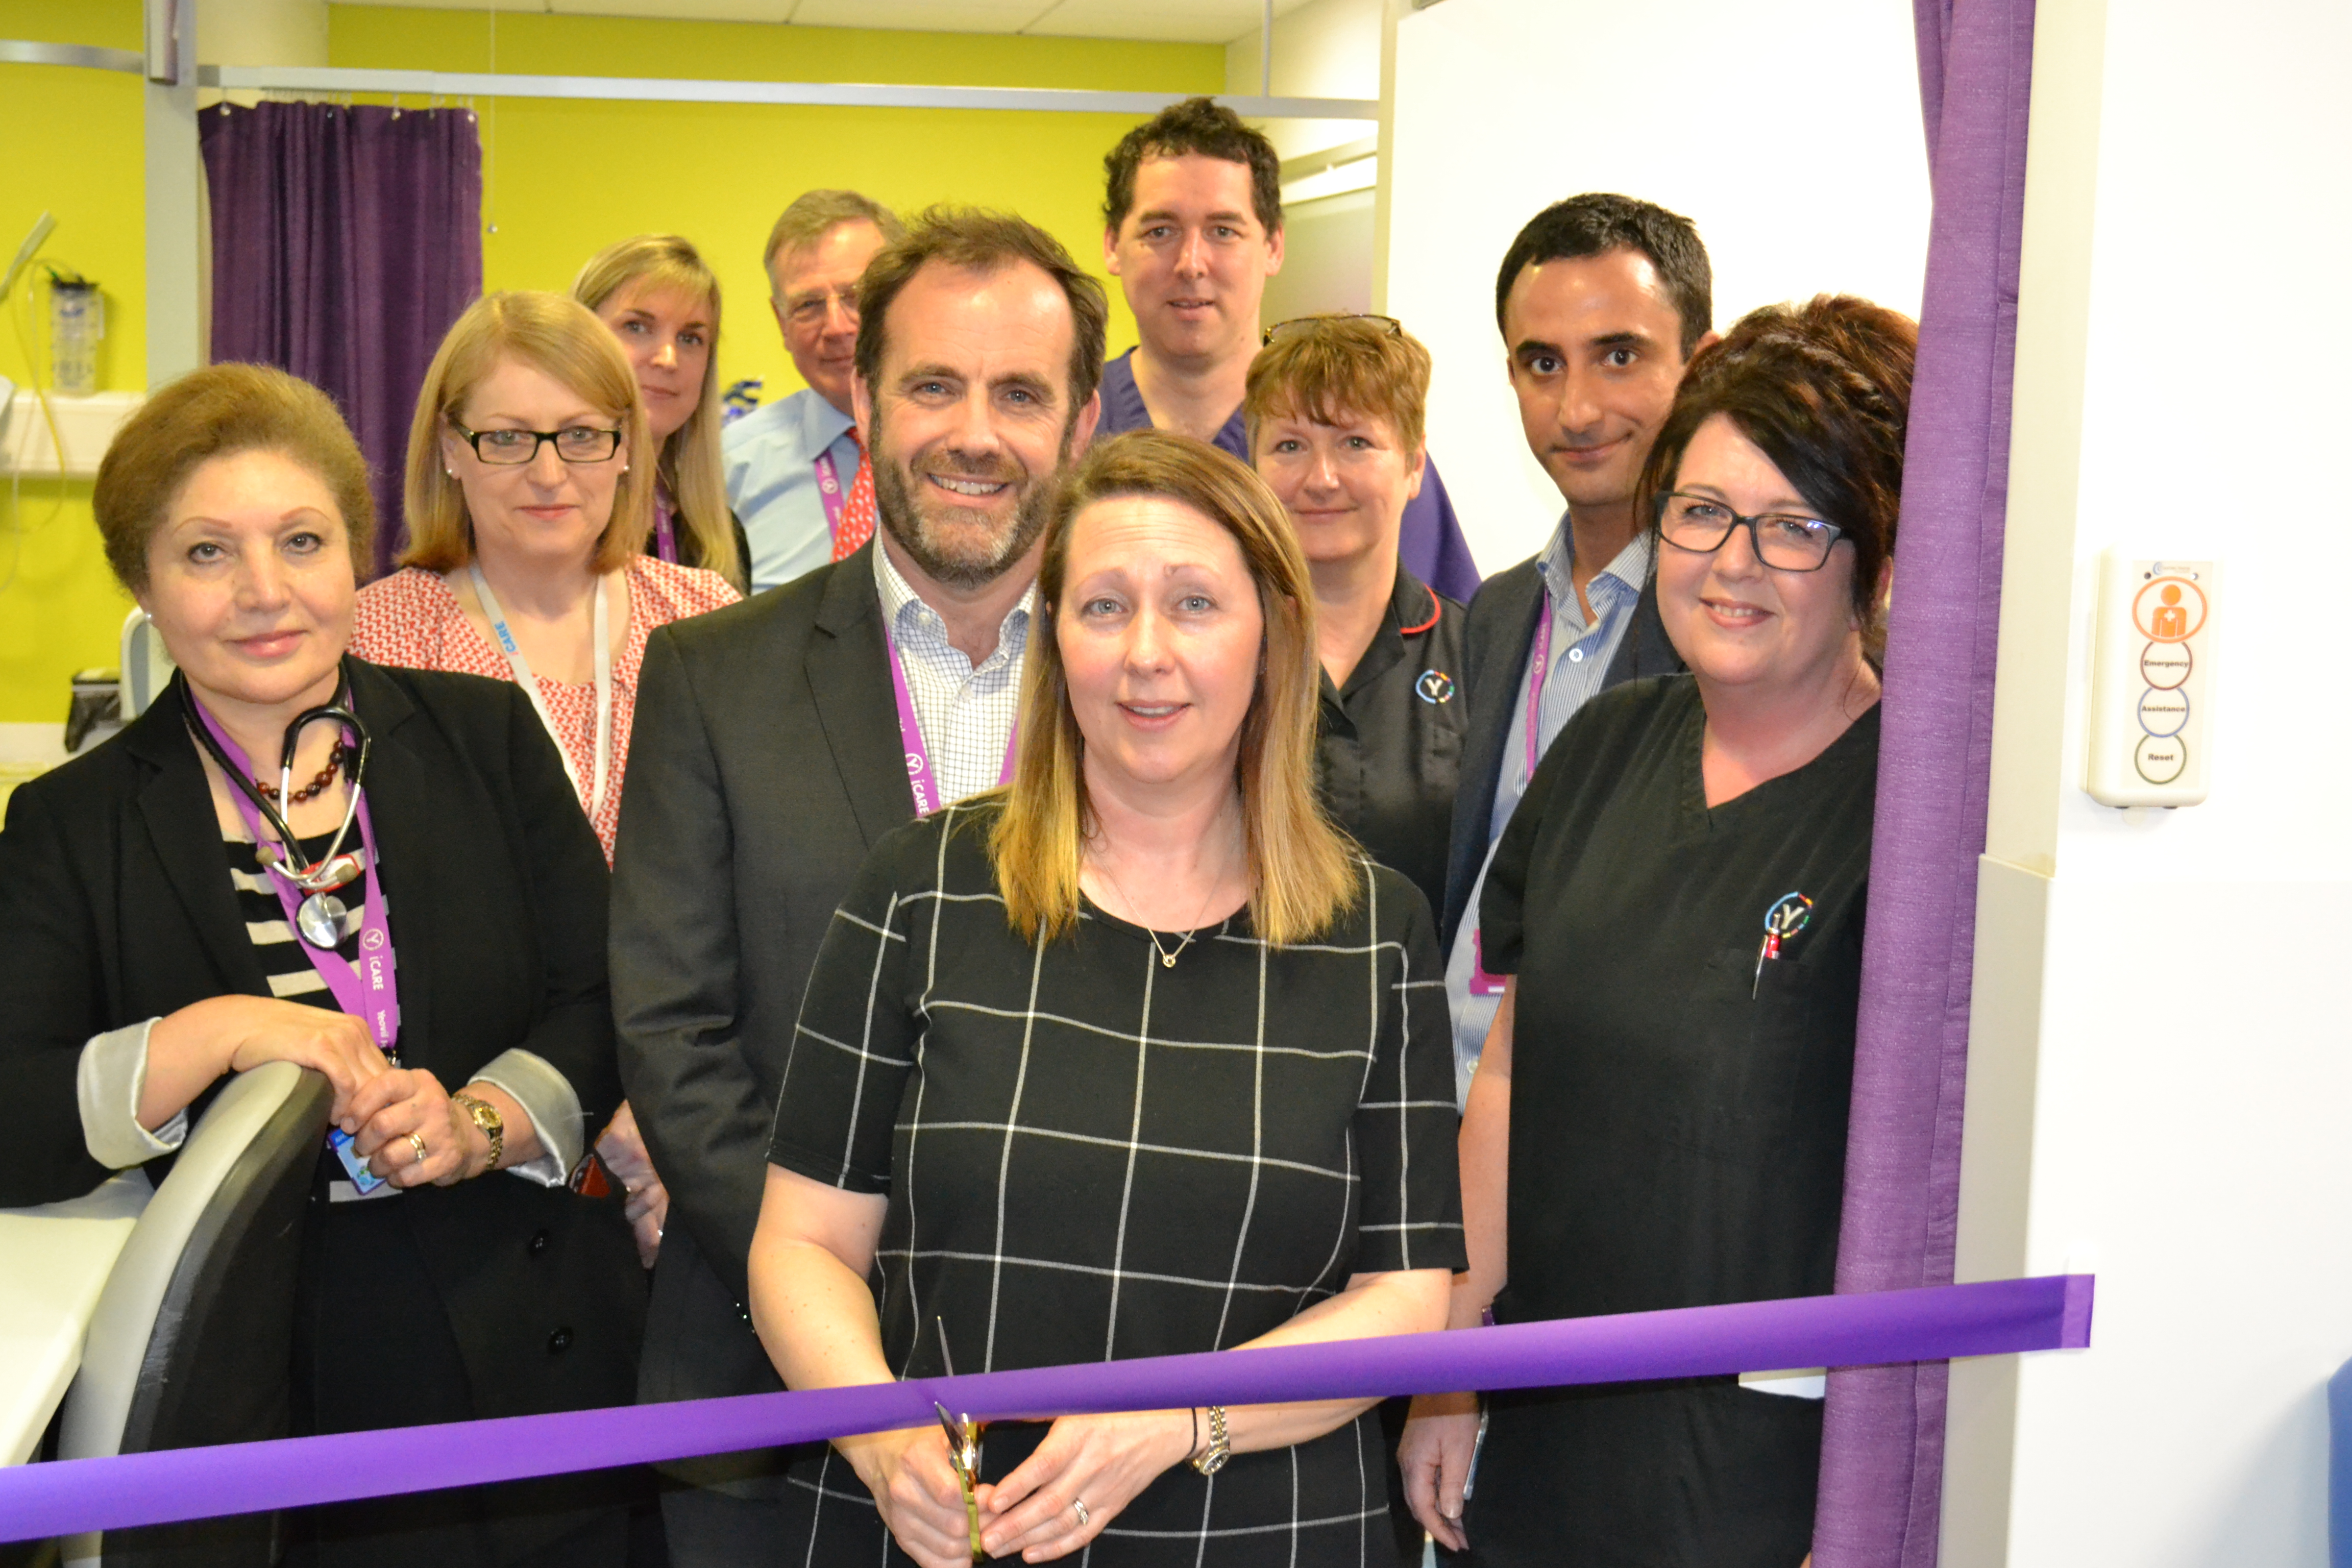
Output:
(610, 206), (1106, 1563)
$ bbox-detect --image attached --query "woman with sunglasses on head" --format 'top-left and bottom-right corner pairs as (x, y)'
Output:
(572, 234), (751, 593)
(1399, 296), (1916, 1567)
(0, 364), (644, 1565)
(1246, 313), (1469, 933)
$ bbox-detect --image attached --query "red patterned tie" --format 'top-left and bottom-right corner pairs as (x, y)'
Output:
(830, 433), (877, 561)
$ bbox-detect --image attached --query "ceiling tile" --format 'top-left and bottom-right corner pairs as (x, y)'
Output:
(785, 0), (1047, 32)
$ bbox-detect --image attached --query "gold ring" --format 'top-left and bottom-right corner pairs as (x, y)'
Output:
(407, 1132), (429, 1165)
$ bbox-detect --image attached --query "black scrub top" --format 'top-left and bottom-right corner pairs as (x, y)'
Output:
(1315, 565), (1469, 923)
(1469, 674), (1880, 1568)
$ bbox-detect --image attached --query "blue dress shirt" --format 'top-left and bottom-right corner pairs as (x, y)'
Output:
(722, 386), (860, 593)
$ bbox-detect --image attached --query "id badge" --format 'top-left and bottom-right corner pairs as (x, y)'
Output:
(1468, 928), (1508, 997)
(328, 1126), (387, 1195)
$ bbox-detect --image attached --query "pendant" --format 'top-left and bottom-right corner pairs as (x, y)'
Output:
(296, 892), (348, 949)
(1161, 952), (1177, 968)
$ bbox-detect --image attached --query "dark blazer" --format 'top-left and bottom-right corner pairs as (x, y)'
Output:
(612, 543), (913, 1423)
(1438, 554), (1684, 951)
(0, 662), (641, 1456)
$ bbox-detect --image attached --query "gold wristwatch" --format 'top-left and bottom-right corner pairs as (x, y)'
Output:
(1190, 1405), (1230, 1476)
(451, 1091), (504, 1175)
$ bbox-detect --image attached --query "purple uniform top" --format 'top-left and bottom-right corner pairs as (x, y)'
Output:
(1096, 348), (1483, 604)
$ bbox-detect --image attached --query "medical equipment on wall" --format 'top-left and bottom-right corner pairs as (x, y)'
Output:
(2085, 550), (2220, 807)
(47, 277), (101, 396)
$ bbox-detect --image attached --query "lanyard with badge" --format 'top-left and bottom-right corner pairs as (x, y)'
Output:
(812, 446), (850, 545)
(469, 564), (614, 820)
(885, 627), (1018, 816)
(183, 672), (402, 1195)
(1467, 595), (1556, 997)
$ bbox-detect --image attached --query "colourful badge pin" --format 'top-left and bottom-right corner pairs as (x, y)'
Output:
(1753, 891), (1814, 997)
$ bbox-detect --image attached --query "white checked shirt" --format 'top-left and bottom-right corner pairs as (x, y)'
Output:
(872, 542), (1033, 806)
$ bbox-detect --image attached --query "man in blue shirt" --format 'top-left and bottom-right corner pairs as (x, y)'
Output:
(1096, 97), (1481, 603)
(722, 189), (903, 591)
(1438, 194), (1720, 1105)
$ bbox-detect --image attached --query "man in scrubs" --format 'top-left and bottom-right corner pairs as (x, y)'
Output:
(1096, 96), (1481, 602)
(1439, 194), (1719, 1106)
(722, 188), (902, 591)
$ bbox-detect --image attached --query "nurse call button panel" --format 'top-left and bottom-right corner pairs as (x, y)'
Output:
(2086, 551), (2219, 808)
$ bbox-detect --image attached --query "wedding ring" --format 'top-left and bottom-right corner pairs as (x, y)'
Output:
(1072, 1499), (1089, 1529)
(407, 1132), (429, 1166)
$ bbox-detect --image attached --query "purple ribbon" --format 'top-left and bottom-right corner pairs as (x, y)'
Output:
(0, 1277), (2088, 1542)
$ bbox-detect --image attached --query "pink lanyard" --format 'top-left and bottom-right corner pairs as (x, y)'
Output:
(1523, 590), (1554, 785)
(188, 699), (401, 1055)
(885, 629), (1018, 816)
(651, 487), (678, 565)
(813, 445), (850, 542)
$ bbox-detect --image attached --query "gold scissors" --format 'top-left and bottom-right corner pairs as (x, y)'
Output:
(932, 1318), (985, 1563)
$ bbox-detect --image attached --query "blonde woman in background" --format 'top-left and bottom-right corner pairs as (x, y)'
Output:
(572, 234), (749, 592)
(354, 292), (740, 1265)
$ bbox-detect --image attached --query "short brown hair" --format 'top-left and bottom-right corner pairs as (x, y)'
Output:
(1102, 96), (1282, 236)
(1636, 294), (1917, 652)
(992, 430), (1359, 947)
(762, 189), (904, 281)
(401, 291), (653, 577)
(853, 206), (1109, 420)
(1242, 315), (1432, 457)
(93, 362), (374, 595)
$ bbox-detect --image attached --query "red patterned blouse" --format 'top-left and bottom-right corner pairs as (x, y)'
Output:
(350, 557), (741, 861)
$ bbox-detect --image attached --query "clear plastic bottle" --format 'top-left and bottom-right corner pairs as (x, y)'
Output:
(50, 278), (102, 396)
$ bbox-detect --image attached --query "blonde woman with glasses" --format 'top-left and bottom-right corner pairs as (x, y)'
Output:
(746, 430), (1463, 1568)
(573, 234), (750, 592)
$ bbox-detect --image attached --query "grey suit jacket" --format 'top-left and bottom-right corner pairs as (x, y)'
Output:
(1437, 552), (1684, 951)
(612, 546), (913, 1433)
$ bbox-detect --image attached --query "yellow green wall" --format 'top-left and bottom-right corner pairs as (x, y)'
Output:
(0, 0), (148, 726)
(0, 4), (1219, 723)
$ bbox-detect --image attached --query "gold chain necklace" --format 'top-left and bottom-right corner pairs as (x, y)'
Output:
(1090, 850), (1233, 969)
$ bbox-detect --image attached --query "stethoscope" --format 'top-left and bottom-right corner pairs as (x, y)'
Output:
(179, 667), (375, 948)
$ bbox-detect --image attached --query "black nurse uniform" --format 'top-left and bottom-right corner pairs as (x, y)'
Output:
(1314, 565), (1470, 925)
(1469, 673), (1879, 1567)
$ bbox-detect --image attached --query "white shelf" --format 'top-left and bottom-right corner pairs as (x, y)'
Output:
(0, 389), (143, 478)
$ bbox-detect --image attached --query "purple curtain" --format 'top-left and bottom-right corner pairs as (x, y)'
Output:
(1812, 2), (2036, 1565)
(200, 102), (482, 579)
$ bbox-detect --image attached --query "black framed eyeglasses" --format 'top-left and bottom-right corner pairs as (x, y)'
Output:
(1656, 492), (1847, 572)
(449, 420), (623, 466)
(1261, 313), (1403, 348)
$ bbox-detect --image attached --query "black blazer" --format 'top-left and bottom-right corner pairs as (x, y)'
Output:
(1438, 554), (1684, 950)
(612, 543), (914, 1413)
(0, 662), (640, 1435)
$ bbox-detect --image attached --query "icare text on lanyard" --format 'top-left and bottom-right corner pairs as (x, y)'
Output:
(183, 676), (402, 1194)
(813, 446), (849, 544)
(468, 564), (614, 820)
(886, 628), (1018, 817)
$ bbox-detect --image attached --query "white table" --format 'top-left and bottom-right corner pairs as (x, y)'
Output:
(0, 1173), (151, 1464)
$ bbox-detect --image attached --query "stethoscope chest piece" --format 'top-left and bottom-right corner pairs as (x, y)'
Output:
(296, 892), (349, 949)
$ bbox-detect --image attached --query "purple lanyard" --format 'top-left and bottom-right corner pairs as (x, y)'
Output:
(651, 487), (678, 565)
(813, 445), (850, 542)
(1523, 590), (1554, 785)
(884, 629), (1018, 816)
(189, 699), (401, 1054)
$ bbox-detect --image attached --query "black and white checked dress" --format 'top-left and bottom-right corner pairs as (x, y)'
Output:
(767, 800), (1466, 1566)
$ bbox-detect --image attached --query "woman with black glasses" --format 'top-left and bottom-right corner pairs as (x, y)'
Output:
(1399, 296), (1916, 1567)
(352, 291), (740, 865)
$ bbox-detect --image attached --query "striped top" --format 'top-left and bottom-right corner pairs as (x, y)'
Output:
(229, 826), (383, 1037)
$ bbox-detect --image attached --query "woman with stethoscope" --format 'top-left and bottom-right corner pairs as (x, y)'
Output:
(0, 363), (644, 1565)
(352, 290), (739, 1267)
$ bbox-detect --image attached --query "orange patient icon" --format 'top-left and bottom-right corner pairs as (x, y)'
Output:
(2150, 584), (2188, 640)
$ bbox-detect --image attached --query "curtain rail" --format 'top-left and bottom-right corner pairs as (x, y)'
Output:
(0, 40), (145, 74)
(198, 66), (1376, 120)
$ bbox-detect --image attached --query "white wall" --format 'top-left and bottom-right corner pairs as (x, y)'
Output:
(1380, 0), (1928, 574)
(1227, 0), (1383, 164)
(1946, 0), (2352, 1560)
